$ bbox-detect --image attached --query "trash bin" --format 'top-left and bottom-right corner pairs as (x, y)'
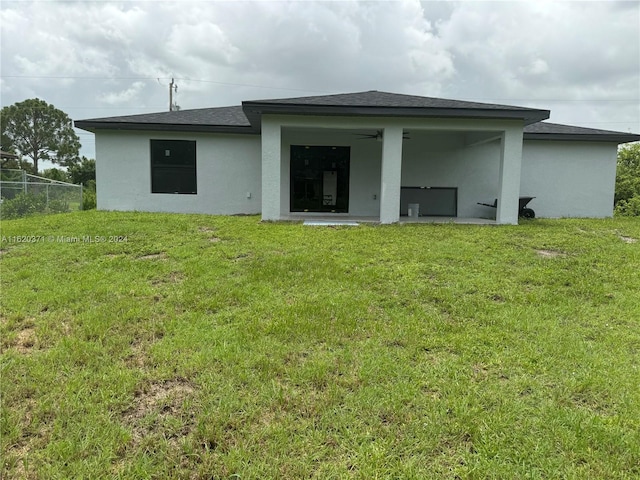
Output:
(408, 203), (420, 218)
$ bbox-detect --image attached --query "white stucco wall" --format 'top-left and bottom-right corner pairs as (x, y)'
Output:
(95, 130), (261, 215)
(94, 122), (620, 220)
(521, 140), (618, 218)
(260, 119), (281, 220)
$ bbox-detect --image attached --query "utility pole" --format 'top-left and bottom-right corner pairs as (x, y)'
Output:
(169, 78), (177, 111)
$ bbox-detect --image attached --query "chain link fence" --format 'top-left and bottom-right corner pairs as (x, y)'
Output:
(0, 169), (83, 219)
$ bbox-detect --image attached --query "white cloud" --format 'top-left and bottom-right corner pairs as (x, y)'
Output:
(1, 0), (638, 159)
(98, 81), (146, 105)
(522, 59), (550, 76)
(167, 22), (240, 67)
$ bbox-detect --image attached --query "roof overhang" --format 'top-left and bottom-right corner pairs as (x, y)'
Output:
(523, 121), (640, 144)
(76, 92), (640, 144)
(74, 121), (257, 135)
(524, 132), (640, 143)
(242, 102), (550, 129)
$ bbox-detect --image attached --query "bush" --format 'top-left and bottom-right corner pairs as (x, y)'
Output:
(81, 181), (97, 210)
(0, 192), (74, 218)
(614, 143), (640, 216)
(82, 187), (96, 210)
(614, 195), (640, 217)
(0, 192), (47, 219)
(48, 199), (70, 214)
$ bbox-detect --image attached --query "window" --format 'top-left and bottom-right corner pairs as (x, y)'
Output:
(150, 140), (197, 194)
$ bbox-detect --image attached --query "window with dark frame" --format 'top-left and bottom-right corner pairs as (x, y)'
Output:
(150, 139), (197, 194)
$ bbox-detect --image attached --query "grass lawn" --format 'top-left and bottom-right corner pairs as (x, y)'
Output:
(1, 211), (639, 479)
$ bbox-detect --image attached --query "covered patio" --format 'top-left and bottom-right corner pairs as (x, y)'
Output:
(245, 91), (549, 225)
(259, 118), (532, 225)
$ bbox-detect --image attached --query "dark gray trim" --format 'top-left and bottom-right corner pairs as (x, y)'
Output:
(524, 132), (640, 143)
(74, 121), (257, 135)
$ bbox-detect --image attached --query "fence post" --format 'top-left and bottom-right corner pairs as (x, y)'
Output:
(80, 183), (83, 211)
(23, 170), (27, 195)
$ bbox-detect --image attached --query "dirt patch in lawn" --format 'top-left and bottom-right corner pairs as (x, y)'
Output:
(150, 271), (184, 286)
(123, 378), (197, 447)
(5, 440), (39, 480)
(125, 339), (149, 369)
(619, 235), (637, 244)
(535, 249), (567, 258)
(9, 443), (31, 480)
(14, 327), (36, 353)
(4, 398), (47, 480)
(199, 226), (222, 242)
(124, 330), (164, 369)
(137, 252), (167, 260)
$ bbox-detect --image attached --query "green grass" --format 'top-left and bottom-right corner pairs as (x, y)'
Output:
(1, 212), (639, 479)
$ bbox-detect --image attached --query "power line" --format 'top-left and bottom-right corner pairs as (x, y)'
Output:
(1, 75), (157, 80)
(1, 74), (330, 93)
(1, 106), (168, 110)
(458, 97), (640, 103)
(3, 74), (639, 100)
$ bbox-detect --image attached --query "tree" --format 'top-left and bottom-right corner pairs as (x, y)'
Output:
(1, 98), (81, 173)
(41, 168), (70, 182)
(614, 142), (640, 216)
(67, 156), (96, 185)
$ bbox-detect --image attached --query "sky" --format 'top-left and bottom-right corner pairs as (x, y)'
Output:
(1, 0), (639, 165)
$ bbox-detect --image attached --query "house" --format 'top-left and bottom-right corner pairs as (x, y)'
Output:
(0, 150), (19, 160)
(1, 150), (19, 169)
(75, 91), (640, 224)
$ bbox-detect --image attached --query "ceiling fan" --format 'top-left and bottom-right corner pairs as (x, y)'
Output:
(354, 129), (410, 141)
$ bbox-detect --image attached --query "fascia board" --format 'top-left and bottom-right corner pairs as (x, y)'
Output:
(74, 121), (258, 135)
(524, 133), (640, 143)
(242, 104), (550, 128)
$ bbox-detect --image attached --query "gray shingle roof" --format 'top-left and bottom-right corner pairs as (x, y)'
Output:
(246, 90), (540, 111)
(242, 90), (550, 125)
(524, 122), (640, 142)
(74, 91), (639, 144)
(75, 106), (252, 133)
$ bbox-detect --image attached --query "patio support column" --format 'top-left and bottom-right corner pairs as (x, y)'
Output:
(261, 118), (281, 221)
(496, 125), (524, 225)
(379, 125), (404, 224)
